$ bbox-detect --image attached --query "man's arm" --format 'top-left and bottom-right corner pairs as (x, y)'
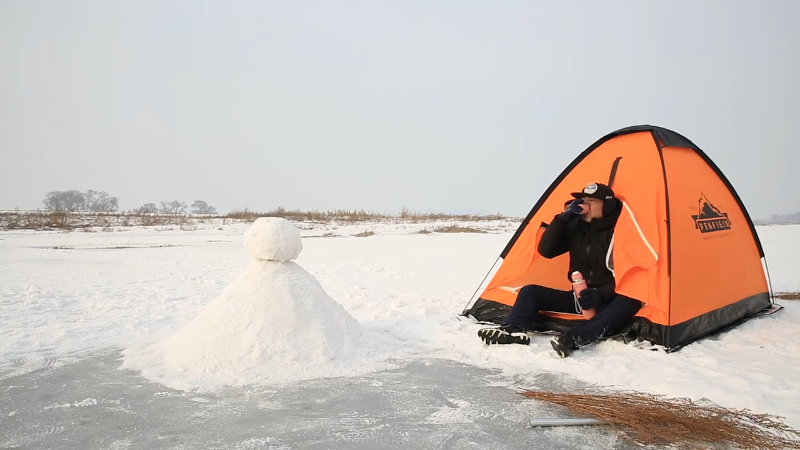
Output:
(537, 215), (570, 258)
(539, 200), (584, 259)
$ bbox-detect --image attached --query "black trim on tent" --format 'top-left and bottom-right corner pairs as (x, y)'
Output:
(607, 157), (622, 187)
(654, 138), (671, 278)
(464, 292), (772, 352)
(500, 125), (765, 260)
(463, 298), (585, 335)
(665, 292), (771, 350)
(462, 298), (511, 324)
(651, 127), (700, 150)
(654, 136), (673, 343)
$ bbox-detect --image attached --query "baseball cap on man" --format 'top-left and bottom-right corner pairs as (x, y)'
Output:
(570, 182), (615, 200)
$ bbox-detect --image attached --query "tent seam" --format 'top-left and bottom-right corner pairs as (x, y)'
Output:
(621, 200), (659, 261)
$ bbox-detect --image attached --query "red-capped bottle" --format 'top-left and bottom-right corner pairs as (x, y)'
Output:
(571, 271), (595, 319)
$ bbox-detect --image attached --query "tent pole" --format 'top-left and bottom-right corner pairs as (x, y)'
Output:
(460, 256), (500, 316)
(763, 257), (776, 303)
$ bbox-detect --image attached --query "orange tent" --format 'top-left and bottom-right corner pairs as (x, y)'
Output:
(461, 125), (779, 352)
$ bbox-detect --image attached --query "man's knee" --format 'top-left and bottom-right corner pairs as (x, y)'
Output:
(511, 285), (548, 312)
(518, 284), (546, 299)
(610, 295), (643, 315)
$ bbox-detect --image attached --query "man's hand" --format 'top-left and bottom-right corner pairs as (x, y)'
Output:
(557, 199), (585, 222)
(578, 288), (603, 310)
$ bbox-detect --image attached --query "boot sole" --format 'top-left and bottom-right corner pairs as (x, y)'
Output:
(478, 329), (531, 346)
(550, 337), (571, 358)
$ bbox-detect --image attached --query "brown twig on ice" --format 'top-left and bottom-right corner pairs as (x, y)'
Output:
(520, 388), (800, 449)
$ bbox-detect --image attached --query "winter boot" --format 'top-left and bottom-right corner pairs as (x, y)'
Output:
(550, 333), (576, 358)
(478, 325), (531, 346)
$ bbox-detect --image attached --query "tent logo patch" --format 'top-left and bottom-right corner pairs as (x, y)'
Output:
(691, 193), (731, 233)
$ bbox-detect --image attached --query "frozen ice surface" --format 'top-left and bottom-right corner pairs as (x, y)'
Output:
(1, 221), (799, 449)
(0, 349), (634, 450)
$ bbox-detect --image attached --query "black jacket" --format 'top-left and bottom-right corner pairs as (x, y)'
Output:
(537, 199), (622, 302)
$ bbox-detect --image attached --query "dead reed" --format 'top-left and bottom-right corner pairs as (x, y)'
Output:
(0, 209), (514, 231)
(432, 224), (487, 234)
(521, 388), (800, 449)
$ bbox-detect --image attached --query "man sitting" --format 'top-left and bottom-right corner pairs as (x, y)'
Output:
(477, 182), (643, 357)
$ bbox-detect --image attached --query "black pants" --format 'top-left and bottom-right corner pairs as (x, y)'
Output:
(503, 284), (642, 347)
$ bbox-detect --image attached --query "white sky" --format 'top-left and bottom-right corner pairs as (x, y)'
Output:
(1, 0), (797, 219)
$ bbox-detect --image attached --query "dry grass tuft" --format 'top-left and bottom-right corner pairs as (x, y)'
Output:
(227, 207), (507, 224)
(353, 231), (375, 237)
(227, 208), (388, 223)
(521, 388), (800, 449)
(0, 209), (515, 231)
(432, 224), (487, 234)
(0, 211), (209, 231)
(304, 232), (342, 239)
(0, 211), (81, 230)
(776, 292), (800, 300)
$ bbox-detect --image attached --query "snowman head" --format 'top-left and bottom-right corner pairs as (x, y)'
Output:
(243, 217), (303, 262)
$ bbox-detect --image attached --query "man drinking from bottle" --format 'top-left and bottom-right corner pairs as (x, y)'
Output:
(477, 182), (643, 358)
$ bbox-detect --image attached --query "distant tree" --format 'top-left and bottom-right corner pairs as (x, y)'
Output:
(43, 190), (86, 211)
(42, 189), (119, 212)
(84, 190), (98, 211)
(88, 191), (119, 212)
(136, 203), (158, 214)
(172, 201), (187, 214)
(42, 192), (63, 211)
(82, 190), (119, 212)
(769, 212), (800, 224)
(160, 200), (187, 215)
(191, 200), (217, 215)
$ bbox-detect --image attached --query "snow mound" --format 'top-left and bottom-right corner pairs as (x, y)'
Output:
(121, 219), (394, 390)
(243, 217), (302, 261)
(157, 260), (366, 384)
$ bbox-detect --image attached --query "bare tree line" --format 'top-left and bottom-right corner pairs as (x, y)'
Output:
(135, 200), (216, 215)
(42, 190), (217, 215)
(43, 190), (119, 212)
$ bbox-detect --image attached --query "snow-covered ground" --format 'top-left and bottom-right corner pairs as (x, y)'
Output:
(1, 221), (798, 430)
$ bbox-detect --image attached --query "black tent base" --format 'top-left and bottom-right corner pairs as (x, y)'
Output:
(459, 312), (650, 350)
(461, 293), (782, 353)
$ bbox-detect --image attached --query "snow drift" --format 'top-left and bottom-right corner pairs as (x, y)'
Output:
(122, 217), (382, 389)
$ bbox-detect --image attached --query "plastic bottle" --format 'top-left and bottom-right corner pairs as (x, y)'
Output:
(571, 271), (595, 319)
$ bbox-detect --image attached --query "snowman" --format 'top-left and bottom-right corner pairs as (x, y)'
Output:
(159, 217), (365, 382)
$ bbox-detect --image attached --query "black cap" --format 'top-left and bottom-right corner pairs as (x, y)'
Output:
(570, 182), (615, 200)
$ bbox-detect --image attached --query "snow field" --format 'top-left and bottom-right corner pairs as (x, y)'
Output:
(1, 222), (798, 428)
